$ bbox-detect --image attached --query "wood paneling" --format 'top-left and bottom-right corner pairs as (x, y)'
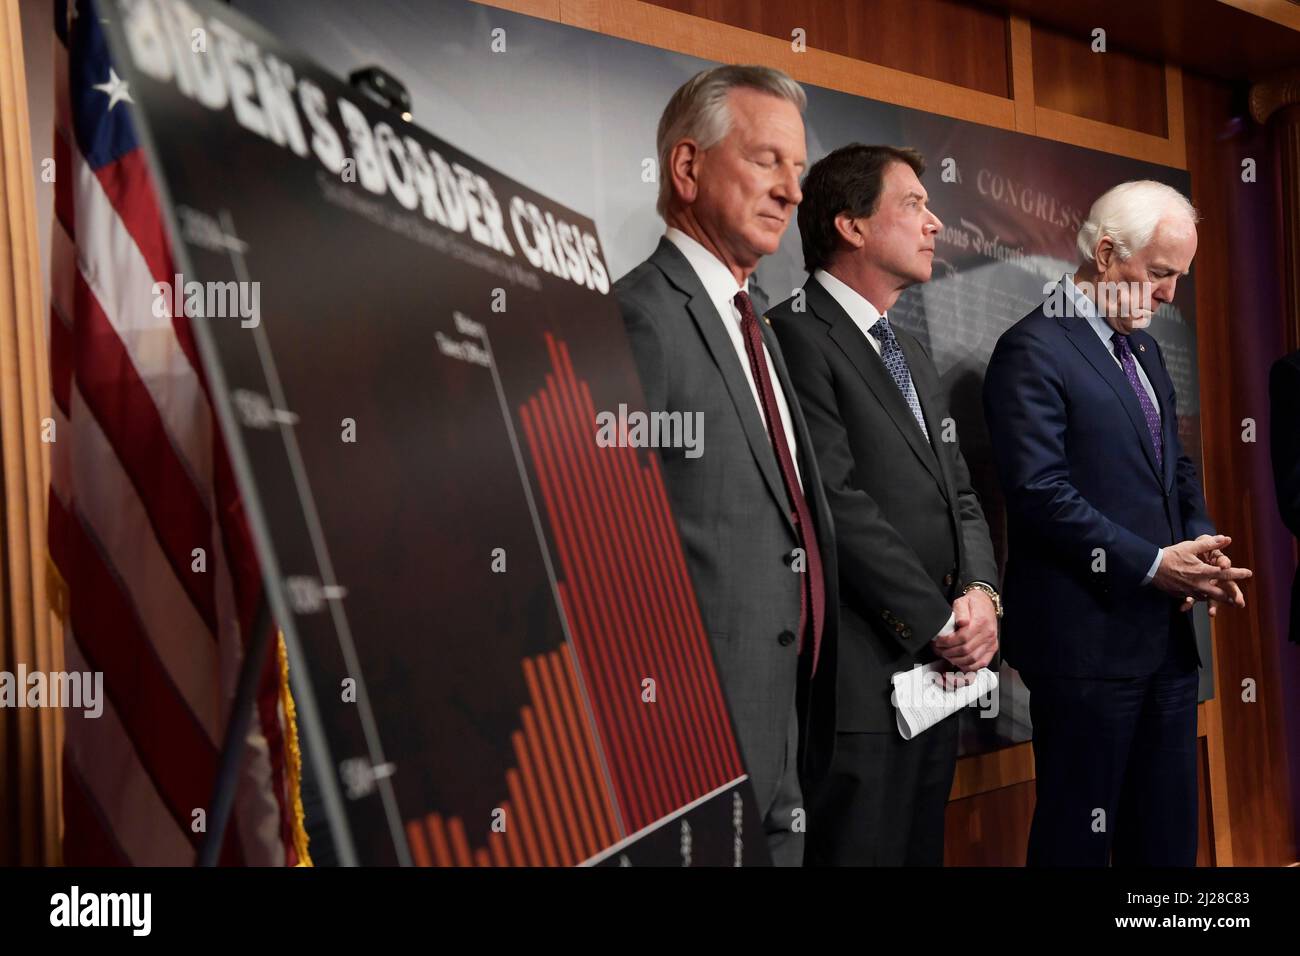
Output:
(945, 780), (1033, 865)
(485, 0), (1184, 165)
(946, 740), (1215, 865)
(1031, 23), (1168, 136)
(644, 0), (1012, 96)
(985, 0), (1300, 83)
(951, 740), (1034, 800)
(1008, 15), (1036, 133)
(553, 0), (1018, 129)
(1183, 68), (1298, 866)
(1198, 735), (1216, 866)
(1, 0), (62, 865)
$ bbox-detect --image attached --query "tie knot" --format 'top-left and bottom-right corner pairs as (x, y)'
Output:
(869, 316), (895, 345)
(733, 290), (757, 323)
(1111, 330), (1131, 358)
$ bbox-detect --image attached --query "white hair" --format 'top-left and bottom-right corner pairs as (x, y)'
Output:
(1076, 180), (1199, 263)
(655, 65), (807, 218)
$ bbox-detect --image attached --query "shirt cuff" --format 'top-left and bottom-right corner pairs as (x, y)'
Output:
(1142, 548), (1163, 585)
(935, 612), (956, 639)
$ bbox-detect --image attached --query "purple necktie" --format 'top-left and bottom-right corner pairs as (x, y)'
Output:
(1111, 331), (1163, 470)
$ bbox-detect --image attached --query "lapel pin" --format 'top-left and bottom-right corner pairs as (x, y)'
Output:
(1138, 343), (1146, 352)
(764, 316), (771, 326)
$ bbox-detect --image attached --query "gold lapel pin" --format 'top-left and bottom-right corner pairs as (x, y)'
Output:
(764, 316), (772, 326)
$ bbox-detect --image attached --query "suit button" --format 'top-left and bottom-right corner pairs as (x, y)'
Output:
(943, 572), (955, 588)
(778, 630), (796, 646)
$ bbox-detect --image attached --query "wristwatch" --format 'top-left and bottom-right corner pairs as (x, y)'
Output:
(962, 581), (1003, 619)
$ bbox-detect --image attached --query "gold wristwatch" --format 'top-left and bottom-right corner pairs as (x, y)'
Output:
(962, 581), (1003, 619)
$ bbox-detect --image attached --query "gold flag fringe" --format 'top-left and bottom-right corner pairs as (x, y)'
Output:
(277, 632), (312, 866)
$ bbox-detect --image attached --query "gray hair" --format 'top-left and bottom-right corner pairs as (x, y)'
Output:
(655, 65), (807, 218)
(1076, 180), (1199, 263)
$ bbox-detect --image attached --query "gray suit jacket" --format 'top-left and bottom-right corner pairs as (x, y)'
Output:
(770, 275), (998, 731)
(613, 238), (839, 812)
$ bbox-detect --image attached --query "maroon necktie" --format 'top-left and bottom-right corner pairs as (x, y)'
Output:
(734, 290), (824, 675)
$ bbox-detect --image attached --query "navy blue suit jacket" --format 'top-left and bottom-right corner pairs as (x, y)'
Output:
(983, 296), (1214, 678)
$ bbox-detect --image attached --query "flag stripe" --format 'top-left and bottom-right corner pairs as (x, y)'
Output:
(50, 215), (76, 334)
(50, 491), (218, 847)
(53, 123), (75, 236)
(71, 142), (215, 508)
(48, 305), (72, 420)
(73, 270), (220, 632)
(61, 754), (131, 867)
(66, 388), (221, 738)
(92, 148), (175, 286)
(63, 637), (196, 865)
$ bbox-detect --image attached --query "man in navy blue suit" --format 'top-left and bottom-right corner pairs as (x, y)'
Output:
(983, 180), (1252, 866)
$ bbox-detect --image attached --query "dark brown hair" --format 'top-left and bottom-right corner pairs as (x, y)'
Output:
(797, 144), (926, 273)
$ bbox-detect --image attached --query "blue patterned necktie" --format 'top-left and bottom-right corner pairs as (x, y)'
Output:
(869, 316), (929, 440)
(1110, 331), (1163, 470)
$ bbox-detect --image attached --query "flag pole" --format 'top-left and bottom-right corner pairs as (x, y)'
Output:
(197, 593), (274, 866)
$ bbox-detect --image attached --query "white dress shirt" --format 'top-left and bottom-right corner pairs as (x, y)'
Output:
(1064, 275), (1161, 410)
(1062, 275), (1164, 585)
(815, 268), (891, 358)
(664, 228), (801, 489)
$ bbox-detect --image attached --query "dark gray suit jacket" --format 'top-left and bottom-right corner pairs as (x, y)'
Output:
(770, 275), (998, 732)
(613, 238), (839, 812)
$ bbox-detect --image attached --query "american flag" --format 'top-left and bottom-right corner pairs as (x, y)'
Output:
(47, 0), (304, 865)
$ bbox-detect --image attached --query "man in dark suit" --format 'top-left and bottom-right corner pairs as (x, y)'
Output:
(983, 180), (1251, 866)
(612, 65), (838, 866)
(769, 144), (1000, 866)
(1272, 349), (1300, 645)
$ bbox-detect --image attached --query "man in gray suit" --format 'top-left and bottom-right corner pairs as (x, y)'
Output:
(613, 65), (838, 866)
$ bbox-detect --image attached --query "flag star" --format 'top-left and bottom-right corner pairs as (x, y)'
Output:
(92, 68), (133, 110)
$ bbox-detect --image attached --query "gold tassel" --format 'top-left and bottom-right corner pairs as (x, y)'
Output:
(276, 632), (312, 866)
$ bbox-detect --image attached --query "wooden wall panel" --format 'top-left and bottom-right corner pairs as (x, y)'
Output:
(1198, 735), (1216, 866)
(1183, 68), (1297, 866)
(1031, 22), (1168, 136)
(644, 0), (1011, 96)
(945, 780), (1033, 865)
(945, 741), (1215, 865)
(554, 0), (1018, 130)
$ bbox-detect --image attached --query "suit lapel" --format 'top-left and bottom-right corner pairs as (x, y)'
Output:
(651, 240), (794, 531)
(808, 279), (946, 493)
(898, 333), (955, 505)
(1060, 314), (1164, 484)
